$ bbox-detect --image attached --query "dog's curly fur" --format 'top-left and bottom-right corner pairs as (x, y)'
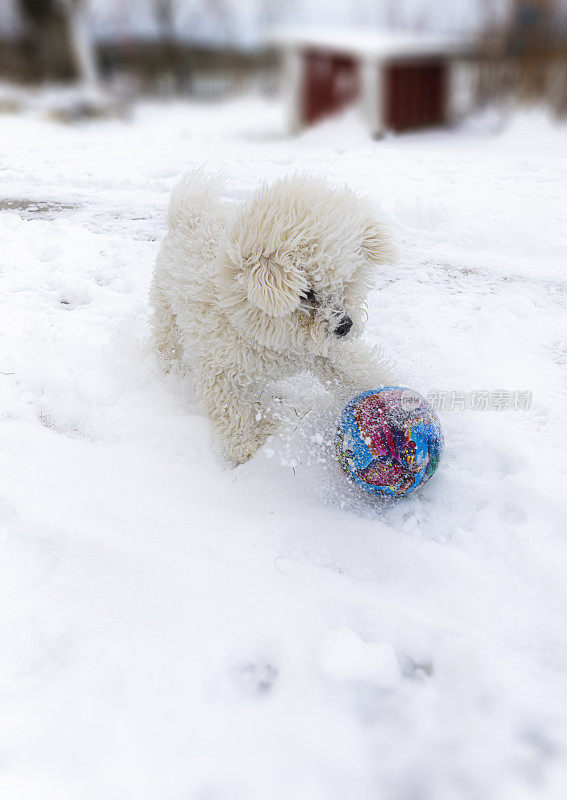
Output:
(150, 171), (393, 464)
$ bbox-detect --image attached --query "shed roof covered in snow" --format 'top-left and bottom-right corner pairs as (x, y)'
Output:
(272, 28), (474, 60)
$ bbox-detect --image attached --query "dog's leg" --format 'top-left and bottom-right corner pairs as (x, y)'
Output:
(150, 287), (184, 371)
(197, 366), (278, 465)
(315, 341), (394, 401)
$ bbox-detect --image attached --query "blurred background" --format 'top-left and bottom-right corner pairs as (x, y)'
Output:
(0, 0), (566, 130)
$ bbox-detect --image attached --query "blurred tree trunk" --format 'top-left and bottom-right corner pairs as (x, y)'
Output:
(154, 0), (188, 93)
(19, 0), (98, 85)
(63, 0), (98, 86)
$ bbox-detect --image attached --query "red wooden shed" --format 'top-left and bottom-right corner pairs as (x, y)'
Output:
(276, 29), (473, 136)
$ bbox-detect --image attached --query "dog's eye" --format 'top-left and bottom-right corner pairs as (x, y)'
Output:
(300, 289), (317, 306)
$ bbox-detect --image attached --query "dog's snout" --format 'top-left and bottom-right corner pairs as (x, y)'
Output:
(334, 315), (353, 338)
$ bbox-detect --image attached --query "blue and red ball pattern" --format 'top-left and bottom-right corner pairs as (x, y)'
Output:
(335, 387), (443, 497)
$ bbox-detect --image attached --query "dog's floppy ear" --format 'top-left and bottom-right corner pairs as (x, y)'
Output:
(361, 219), (393, 265)
(247, 254), (304, 317)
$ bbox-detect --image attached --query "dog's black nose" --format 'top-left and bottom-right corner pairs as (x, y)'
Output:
(334, 315), (353, 337)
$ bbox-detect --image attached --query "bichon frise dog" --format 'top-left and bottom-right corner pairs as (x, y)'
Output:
(151, 171), (392, 465)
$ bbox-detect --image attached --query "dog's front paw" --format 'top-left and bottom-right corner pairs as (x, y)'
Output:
(223, 419), (278, 466)
(322, 342), (396, 399)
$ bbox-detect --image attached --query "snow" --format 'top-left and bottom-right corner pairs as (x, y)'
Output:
(1, 95), (566, 800)
(272, 27), (472, 58)
(319, 630), (401, 688)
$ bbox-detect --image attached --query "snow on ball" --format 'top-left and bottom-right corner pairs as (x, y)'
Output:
(335, 387), (443, 498)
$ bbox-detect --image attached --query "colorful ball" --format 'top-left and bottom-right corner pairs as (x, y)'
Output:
(335, 387), (443, 498)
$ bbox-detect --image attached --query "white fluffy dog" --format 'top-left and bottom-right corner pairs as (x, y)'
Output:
(150, 171), (392, 465)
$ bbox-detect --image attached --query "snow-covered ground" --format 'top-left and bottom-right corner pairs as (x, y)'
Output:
(0, 96), (566, 800)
